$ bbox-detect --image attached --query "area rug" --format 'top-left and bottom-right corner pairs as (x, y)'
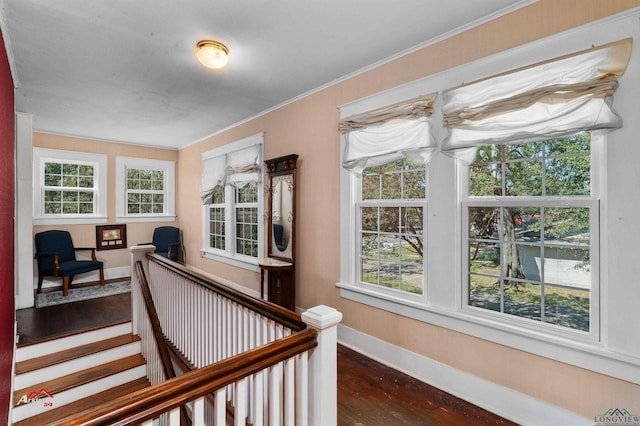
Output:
(35, 281), (131, 308)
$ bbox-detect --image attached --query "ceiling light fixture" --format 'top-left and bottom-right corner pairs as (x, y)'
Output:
(196, 40), (229, 69)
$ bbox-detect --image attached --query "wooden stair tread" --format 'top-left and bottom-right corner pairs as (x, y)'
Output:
(13, 354), (146, 406)
(16, 334), (140, 374)
(13, 377), (150, 426)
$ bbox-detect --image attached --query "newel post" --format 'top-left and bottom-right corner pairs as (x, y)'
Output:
(301, 305), (343, 426)
(129, 245), (155, 335)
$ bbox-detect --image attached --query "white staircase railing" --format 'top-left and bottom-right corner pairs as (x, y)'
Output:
(57, 244), (341, 425)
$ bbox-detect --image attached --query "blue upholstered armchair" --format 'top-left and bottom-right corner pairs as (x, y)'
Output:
(34, 230), (105, 297)
(149, 226), (181, 262)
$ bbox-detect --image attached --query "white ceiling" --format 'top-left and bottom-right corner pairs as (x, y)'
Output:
(1, 0), (531, 149)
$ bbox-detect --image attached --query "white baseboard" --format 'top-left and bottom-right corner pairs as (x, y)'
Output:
(337, 324), (588, 426)
(35, 266), (131, 290)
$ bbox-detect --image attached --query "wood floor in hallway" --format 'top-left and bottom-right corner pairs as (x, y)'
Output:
(16, 290), (517, 425)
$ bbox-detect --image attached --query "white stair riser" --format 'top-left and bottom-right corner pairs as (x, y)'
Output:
(16, 323), (132, 362)
(15, 341), (142, 389)
(12, 364), (146, 422)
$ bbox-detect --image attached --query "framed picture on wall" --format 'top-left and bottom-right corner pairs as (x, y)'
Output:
(96, 224), (127, 250)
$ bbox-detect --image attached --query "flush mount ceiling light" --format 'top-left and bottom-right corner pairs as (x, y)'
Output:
(196, 40), (229, 69)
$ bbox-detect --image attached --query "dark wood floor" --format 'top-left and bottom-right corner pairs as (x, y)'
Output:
(16, 292), (516, 425)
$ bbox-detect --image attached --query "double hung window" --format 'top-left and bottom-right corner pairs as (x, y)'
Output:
(340, 94), (437, 300)
(463, 133), (597, 333)
(359, 159), (426, 295)
(115, 157), (176, 222)
(201, 134), (263, 267)
(33, 148), (107, 225)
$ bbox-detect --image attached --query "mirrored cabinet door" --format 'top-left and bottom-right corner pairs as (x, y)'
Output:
(262, 154), (298, 310)
(265, 154), (298, 263)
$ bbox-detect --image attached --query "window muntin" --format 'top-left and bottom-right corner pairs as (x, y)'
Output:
(115, 157), (175, 222)
(358, 159), (426, 295)
(34, 149), (107, 224)
(201, 135), (263, 267)
(126, 168), (165, 214)
(465, 133), (594, 333)
(207, 186), (226, 251)
(235, 185), (258, 258)
(43, 161), (96, 215)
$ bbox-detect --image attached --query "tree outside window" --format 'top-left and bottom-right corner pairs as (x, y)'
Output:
(466, 133), (593, 332)
(359, 158), (426, 295)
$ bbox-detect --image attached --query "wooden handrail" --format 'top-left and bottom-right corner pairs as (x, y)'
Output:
(135, 261), (176, 381)
(57, 328), (318, 425)
(134, 261), (190, 426)
(147, 253), (307, 331)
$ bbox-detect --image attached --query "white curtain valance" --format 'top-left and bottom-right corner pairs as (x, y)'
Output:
(339, 93), (436, 134)
(201, 155), (226, 204)
(201, 143), (262, 204)
(342, 116), (437, 174)
(225, 144), (262, 188)
(441, 38), (632, 162)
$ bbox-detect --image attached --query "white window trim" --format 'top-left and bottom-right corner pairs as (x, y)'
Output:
(115, 157), (176, 223)
(201, 133), (264, 272)
(338, 11), (640, 385)
(33, 148), (107, 225)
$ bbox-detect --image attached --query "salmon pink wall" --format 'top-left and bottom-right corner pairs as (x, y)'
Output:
(176, 0), (640, 420)
(32, 133), (179, 274)
(0, 28), (14, 423)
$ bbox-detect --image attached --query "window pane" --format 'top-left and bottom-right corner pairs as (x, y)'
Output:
(381, 171), (401, 199)
(545, 157), (590, 196)
(237, 185), (258, 203)
(544, 208), (589, 243)
(469, 273), (501, 312)
(361, 207), (378, 232)
(44, 174), (62, 187)
(209, 207), (225, 250)
(63, 164), (78, 175)
(503, 280), (541, 321)
(505, 160), (543, 196)
(362, 173), (381, 200)
(543, 285), (589, 332)
(44, 190), (61, 202)
(361, 257), (379, 285)
(362, 233), (378, 258)
(379, 207), (399, 233)
(62, 175), (79, 188)
(401, 207), (423, 235)
(544, 247), (590, 289)
(506, 141), (543, 160)
(78, 177), (94, 188)
(211, 186), (225, 204)
(378, 261), (400, 290)
(403, 170), (426, 199)
(78, 165), (94, 176)
(380, 234), (400, 261)
(63, 202), (78, 214)
(44, 162), (61, 175)
(44, 202), (61, 214)
(468, 208), (499, 240)
(235, 206), (258, 257)
(466, 134), (593, 332)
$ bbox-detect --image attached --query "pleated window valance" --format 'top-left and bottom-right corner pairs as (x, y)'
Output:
(340, 93), (438, 174)
(202, 143), (262, 204)
(441, 38), (632, 162)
